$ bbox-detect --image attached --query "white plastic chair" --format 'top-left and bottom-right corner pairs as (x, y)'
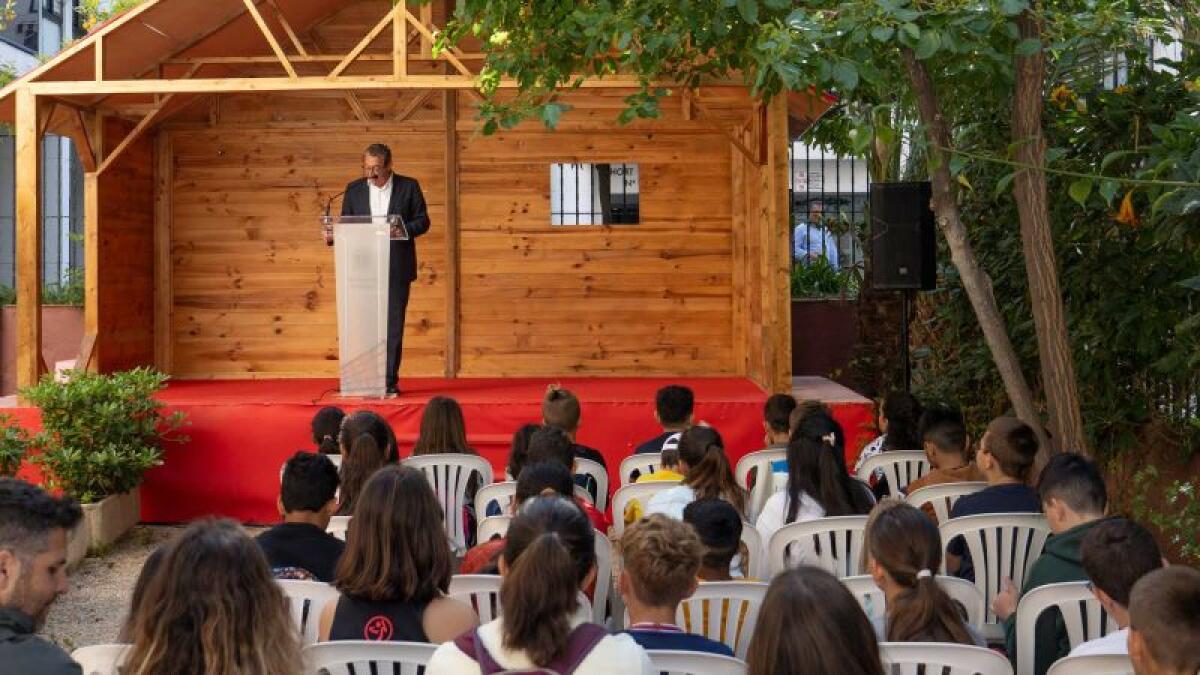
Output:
(593, 529), (613, 624)
(766, 515), (869, 577)
(879, 642), (1014, 675)
(645, 650), (748, 675)
(278, 580), (340, 646)
(840, 574), (986, 629)
(856, 450), (930, 498)
(475, 480), (517, 519)
(574, 457), (610, 511)
(326, 515), (351, 541)
(402, 454), (494, 553)
(619, 452), (664, 486)
(734, 448), (786, 523)
(302, 640), (436, 675)
(939, 513), (1051, 643)
(574, 484), (595, 505)
(1046, 654), (1134, 675)
(740, 521), (766, 579)
(611, 480), (682, 535)
(906, 482), (988, 523)
(677, 581), (768, 659)
(72, 644), (130, 675)
(1016, 581), (1118, 675)
(477, 515), (512, 543)
(448, 574), (592, 625)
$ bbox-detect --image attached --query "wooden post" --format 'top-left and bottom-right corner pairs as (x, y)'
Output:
(762, 95), (792, 392)
(443, 90), (459, 377)
(83, 172), (99, 372)
(393, 1), (407, 78)
(154, 131), (173, 372)
(14, 87), (42, 392)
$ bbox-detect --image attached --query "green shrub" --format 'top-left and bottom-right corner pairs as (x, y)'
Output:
(791, 258), (861, 299)
(0, 414), (29, 477)
(1131, 465), (1200, 565)
(21, 368), (188, 503)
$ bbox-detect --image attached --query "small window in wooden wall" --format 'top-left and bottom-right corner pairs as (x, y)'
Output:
(550, 163), (639, 225)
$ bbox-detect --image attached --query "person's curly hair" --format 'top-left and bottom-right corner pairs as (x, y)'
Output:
(618, 514), (703, 607)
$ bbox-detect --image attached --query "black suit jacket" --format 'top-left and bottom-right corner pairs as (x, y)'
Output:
(341, 174), (430, 284)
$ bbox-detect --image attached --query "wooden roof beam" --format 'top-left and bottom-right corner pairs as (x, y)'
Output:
(329, 3), (402, 79)
(242, 0), (297, 78)
(266, 0), (308, 57)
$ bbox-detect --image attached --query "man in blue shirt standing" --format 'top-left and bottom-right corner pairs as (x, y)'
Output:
(793, 200), (840, 268)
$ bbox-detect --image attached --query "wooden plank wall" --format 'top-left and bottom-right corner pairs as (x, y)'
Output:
(94, 118), (156, 372)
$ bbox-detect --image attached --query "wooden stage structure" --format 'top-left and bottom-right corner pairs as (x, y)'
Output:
(0, 0), (834, 396)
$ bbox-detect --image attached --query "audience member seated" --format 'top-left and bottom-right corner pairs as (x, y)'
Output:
(461, 462), (576, 575)
(543, 385), (607, 475)
(256, 451), (344, 581)
(757, 413), (873, 554)
(622, 447), (683, 525)
(526, 427), (611, 533)
(746, 566), (884, 675)
(945, 416), (1041, 581)
(854, 392), (923, 499)
(311, 405), (346, 455)
(122, 519), (301, 675)
(1128, 567), (1200, 675)
(646, 426), (748, 521)
(634, 384), (693, 455)
(762, 393), (796, 450)
(865, 499), (984, 646)
(336, 410), (399, 515)
(507, 423), (541, 481)
(412, 395), (483, 543)
(618, 514), (734, 657)
(429, 496), (653, 674)
(993, 452), (1109, 675)
(0, 478), (83, 675)
(1068, 517), (1164, 658)
(683, 498), (744, 581)
(319, 465), (477, 643)
(904, 404), (983, 521)
(117, 543), (168, 643)
(788, 398), (834, 436)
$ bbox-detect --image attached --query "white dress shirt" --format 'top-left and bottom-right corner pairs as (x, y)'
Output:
(368, 174), (394, 219)
(1067, 628), (1129, 657)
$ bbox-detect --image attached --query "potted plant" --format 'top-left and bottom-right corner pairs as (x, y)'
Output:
(21, 367), (187, 560)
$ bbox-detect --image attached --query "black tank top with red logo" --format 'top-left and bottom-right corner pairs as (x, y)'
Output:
(329, 594), (431, 643)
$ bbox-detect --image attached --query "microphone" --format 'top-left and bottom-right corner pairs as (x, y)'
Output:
(323, 190), (346, 218)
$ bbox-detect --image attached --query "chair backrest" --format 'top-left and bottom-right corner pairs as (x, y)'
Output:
(1016, 581), (1118, 675)
(733, 448), (787, 523)
(1045, 654), (1134, 675)
(448, 574), (592, 625)
(402, 453), (494, 553)
(879, 642), (1014, 675)
(766, 515), (869, 578)
(574, 457), (610, 511)
(856, 450), (930, 497)
(939, 513), (1051, 642)
(302, 640), (437, 675)
(840, 574), (986, 629)
(593, 529), (612, 625)
(475, 480), (517, 520)
(740, 521), (766, 580)
(645, 650), (749, 675)
(72, 644), (131, 675)
(327, 515), (351, 541)
(278, 579), (340, 646)
(477, 515), (513, 543)
(574, 484), (595, 505)
(906, 482), (988, 523)
(677, 581), (769, 659)
(619, 452), (663, 487)
(610, 480), (682, 535)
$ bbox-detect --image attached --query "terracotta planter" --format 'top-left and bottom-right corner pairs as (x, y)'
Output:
(80, 488), (141, 553)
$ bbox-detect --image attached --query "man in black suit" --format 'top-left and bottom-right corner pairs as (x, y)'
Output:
(338, 143), (430, 395)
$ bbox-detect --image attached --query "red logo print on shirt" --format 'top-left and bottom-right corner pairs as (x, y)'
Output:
(364, 615), (394, 641)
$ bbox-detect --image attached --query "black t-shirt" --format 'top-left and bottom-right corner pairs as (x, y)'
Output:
(634, 431), (682, 455)
(255, 522), (345, 582)
(572, 443), (607, 467)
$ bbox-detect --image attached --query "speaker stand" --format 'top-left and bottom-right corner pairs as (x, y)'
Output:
(900, 289), (913, 393)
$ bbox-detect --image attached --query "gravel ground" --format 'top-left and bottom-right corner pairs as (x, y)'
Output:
(42, 524), (266, 653)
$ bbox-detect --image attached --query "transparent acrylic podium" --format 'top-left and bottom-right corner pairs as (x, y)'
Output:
(320, 214), (408, 398)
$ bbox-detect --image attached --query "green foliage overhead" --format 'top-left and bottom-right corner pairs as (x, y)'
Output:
(21, 368), (188, 503)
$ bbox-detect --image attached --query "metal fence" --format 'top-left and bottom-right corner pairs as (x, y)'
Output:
(788, 140), (869, 296)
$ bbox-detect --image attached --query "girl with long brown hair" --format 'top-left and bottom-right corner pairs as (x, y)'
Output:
(412, 395), (476, 455)
(336, 410), (397, 515)
(864, 499), (982, 645)
(122, 519), (302, 675)
(746, 566), (884, 675)
(429, 496), (653, 674)
(319, 464), (477, 643)
(645, 425), (748, 519)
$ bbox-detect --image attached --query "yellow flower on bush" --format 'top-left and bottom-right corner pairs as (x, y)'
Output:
(1116, 191), (1138, 226)
(1049, 84), (1076, 110)
(1112, 85), (1131, 95)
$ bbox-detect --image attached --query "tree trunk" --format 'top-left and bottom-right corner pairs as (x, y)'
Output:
(900, 48), (1049, 451)
(1011, 10), (1087, 456)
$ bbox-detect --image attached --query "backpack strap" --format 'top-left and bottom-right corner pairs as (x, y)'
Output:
(453, 627), (504, 674)
(543, 623), (609, 675)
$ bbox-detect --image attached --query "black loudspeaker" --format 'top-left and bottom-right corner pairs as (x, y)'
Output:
(869, 181), (937, 291)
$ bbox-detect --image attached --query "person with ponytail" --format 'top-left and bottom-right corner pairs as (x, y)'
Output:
(336, 410), (398, 515)
(864, 500), (984, 646)
(645, 425), (748, 520)
(311, 406), (346, 455)
(756, 412), (874, 557)
(429, 496), (653, 674)
(854, 392), (924, 497)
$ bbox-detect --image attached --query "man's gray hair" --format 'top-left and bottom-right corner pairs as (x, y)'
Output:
(364, 143), (392, 167)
